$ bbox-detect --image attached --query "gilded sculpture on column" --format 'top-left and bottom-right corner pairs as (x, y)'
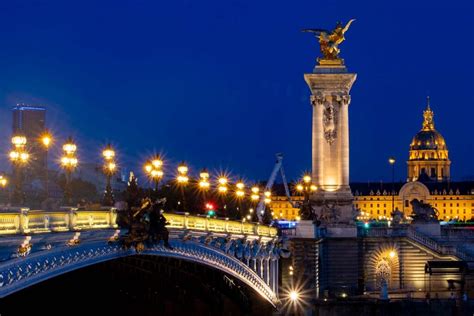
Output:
(303, 19), (355, 65)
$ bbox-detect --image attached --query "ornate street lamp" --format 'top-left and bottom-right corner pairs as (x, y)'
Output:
(198, 169), (210, 189)
(10, 135), (29, 205)
(61, 137), (78, 205)
(176, 162), (189, 211)
(296, 174), (317, 220)
(235, 180), (245, 219)
(40, 130), (52, 198)
(388, 157), (396, 214)
(217, 176), (228, 216)
(102, 144), (116, 206)
(250, 186), (260, 221)
(144, 156), (164, 191)
(198, 169), (211, 213)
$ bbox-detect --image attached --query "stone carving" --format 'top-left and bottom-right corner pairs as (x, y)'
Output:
(318, 202), (341, 224)
(323, 103), (337, 145)
(410, 199), (438, 222)
(341, 95), (351, 105)
(311, 94), (325, 107)
(390, 208), (404, 225)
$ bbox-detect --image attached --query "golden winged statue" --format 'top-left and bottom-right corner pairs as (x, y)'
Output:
(303, 19), (355, 63)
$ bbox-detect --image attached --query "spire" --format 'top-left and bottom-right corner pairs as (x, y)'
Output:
(422, 96), (435, 131)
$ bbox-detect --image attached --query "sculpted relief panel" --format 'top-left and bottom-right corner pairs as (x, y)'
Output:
(312, 94), (351, 146)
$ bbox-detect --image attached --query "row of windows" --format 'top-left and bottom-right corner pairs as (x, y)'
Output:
(356, 202), (474, 208)
(356, 196), (474, 201)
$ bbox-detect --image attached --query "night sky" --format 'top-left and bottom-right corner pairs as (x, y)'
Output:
(0, 1), (473, 183)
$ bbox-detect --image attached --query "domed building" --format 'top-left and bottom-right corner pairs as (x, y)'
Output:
(271, 97), (474, 222)
(407, 97), (450, 182)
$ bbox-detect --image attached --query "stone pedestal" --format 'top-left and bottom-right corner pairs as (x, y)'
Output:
(412, 222), (441, 237)
(325, 224), (357, 238)
(305, 64), (357, 225)
(295, 220), (317, 238)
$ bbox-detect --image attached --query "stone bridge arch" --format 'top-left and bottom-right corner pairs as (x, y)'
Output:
(0, 234), (279, 307)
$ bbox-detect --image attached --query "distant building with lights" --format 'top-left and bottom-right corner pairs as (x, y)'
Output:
(12, 104), (47, 177)
(271, 100), (474, 221)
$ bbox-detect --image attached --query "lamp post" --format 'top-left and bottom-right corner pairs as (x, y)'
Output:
(61, 137), (78, 205)
(40, 131), (52, 199)
(296, 174), (317, 220)
(199, 169), (211, 214)
(217, 176), (228, 216)
(176, 162), (189, 211)
(102, 144), (116, 206)
(10, 135), (29, 205)
(144, 156), (164, 193)
(250, 186), (260, 221)
(235, 180), (245, 219)
(388, 157), (396, 214)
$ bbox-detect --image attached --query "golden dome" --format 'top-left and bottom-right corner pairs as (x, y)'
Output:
(409, 97), (447, 152)
(410, 130), (447, 151)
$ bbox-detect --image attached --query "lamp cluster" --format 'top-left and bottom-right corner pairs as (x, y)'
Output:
(9, 136), (29, 164)
(61, 137), (78, 170)
(144, 157), (164, 190)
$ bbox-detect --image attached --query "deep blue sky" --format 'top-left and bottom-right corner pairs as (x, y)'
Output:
(0, 0), (473, 183)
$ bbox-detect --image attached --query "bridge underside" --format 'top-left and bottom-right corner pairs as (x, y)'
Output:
(0, 230), (279, 308)
(2, 254), (274, 315)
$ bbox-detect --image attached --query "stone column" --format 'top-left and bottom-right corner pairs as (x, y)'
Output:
(304, 65), (357, 232)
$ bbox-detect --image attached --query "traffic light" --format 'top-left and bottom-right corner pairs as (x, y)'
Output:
(205, 202), (216, 217)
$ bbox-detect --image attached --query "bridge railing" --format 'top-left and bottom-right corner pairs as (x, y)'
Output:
(0, 208), (278, 237)
(163, 213), (277, 237)
(0, 207), (118, 235)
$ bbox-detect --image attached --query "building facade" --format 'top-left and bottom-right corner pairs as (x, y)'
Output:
(12, 105), (47, 177)
(271, 100), (474, 221)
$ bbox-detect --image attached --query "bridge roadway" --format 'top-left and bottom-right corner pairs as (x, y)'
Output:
(0, 208), (281, 307)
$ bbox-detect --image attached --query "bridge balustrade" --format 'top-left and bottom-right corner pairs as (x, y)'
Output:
(0, 208), (277, 237)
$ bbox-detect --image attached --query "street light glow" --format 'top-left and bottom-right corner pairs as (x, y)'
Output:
(303, 175), (311, 183)
(11, 135), (27, 147)
(0, 175), (7, 188)
(63, 142), (77, 154)
(152, 158), (163, 168)
(199, 169), (210, 179)
(218, 177), (228, 185)
(102, 146), (115, 161)
(289, 290), (299, 301)
(177, 163), (188, 174)
(388, 157), (396, 165)
(41, 133), (52, 148)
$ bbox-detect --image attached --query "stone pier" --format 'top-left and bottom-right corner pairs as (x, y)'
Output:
(305, 63), (357, 228)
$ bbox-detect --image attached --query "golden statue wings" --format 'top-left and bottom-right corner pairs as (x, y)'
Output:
(303, 19), (355, 61)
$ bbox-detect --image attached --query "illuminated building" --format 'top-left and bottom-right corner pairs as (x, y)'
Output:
(271, 99), (474, 221)
(407, 97), (450, 182)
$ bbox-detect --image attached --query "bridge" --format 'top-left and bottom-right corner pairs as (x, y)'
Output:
(0, 208), (281, 307)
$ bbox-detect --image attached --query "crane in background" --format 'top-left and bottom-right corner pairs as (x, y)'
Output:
(256, 153), (295, 222)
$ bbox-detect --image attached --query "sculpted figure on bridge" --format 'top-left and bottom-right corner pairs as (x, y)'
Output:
(303, 19), (355, 62)
(119, 197), (171, 251)
(410, 199), (439, 223)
